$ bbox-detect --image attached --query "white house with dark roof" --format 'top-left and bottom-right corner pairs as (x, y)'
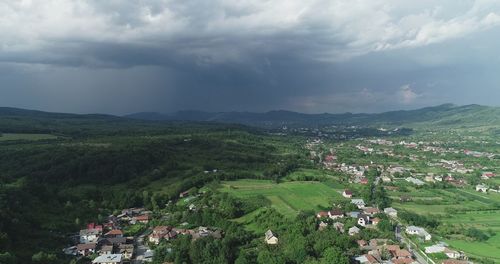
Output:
(328, 209), (344, 219)
(357, 214), (371, 226)
(342, 189), (353, 198)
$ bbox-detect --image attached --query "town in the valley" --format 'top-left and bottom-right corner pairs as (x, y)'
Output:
(65, 128), (499, 264)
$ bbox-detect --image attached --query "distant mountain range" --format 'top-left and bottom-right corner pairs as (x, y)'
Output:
(1, 104), (499, 133)
(125, 104), (500, 128)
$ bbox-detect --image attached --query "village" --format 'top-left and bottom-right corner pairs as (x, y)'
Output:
(304, 135), (500, 264)
(64, 134), (498, 264)
(63, 192), (223, 264)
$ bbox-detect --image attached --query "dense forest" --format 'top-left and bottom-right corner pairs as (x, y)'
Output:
(0, 111), (306, 263)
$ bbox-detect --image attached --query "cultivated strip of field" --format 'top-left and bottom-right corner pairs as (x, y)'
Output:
(219, 179), (343, 217)
(394, 186), (500, 262)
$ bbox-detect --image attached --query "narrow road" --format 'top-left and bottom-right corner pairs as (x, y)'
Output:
(132, 230), (150, 264)
(396, 225), (435, 264)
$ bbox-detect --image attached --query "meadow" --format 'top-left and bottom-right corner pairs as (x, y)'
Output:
(219, 179), (343, 218)
(390, 185), (500, 262)
(441, 209), (500, 261)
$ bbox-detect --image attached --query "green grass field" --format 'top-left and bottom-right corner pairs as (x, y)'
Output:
(446, 234), (500, 262)
(446, 211), (500, 263)
(219, 179), (343, 218)
(393, 186), (500, 262)
(0, 133), (58, 141)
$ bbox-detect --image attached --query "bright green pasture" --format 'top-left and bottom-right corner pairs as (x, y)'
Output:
(446, 235), (500, 262)
(219, 179), (343, 217)
(394, 186), (500, 262)
(0, 133), (58, 141)
(391, 187), (500, 215)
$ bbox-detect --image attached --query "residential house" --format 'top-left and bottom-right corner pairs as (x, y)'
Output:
(444, 248), (462, 259)
(392, 258), (416, 264)
(357, 239), (368, 248)
(149, 226), (171, 244)
(481, 172), (495, 180)
(121, 207), (145, 217)
(87, 223), (103, 231)
(134, 214), (150, 224)
(316, 211), (329, 219)
(333, 222), (345, 233)
(476, 184), (488, 192)
(360, 178), (369, 185)
(425, 244), (446, 254)
(144, 250), (154, 262)
(100, 237), (128, 248)
(118, 244), (134, 260)
(76, 243), (96, 256)
(354, 254), (381, 264)
(384, 207), (397, 218)
(371, 217), (381, 226)
(394, 249), (412, 259)
(349, 226), (360, 236)
(363, 207), (380, 216)
(92, 254), (122, 264)
(179, 191), (190, 198)
(318, 221), (328, 231)
(381, 176), (392, 183)
(358, 214), (371, 226)
(104, 230), (123, 238)
(424, 175), (435, 182)
(406, 226), (431, 241)
(351, 199), (366, 209)
(99, 245), (114, 255)
(328, 209), (344, 220)
(349, 211), (361, 218)
(343, 189), (353, 198)
(406, 177), (425, 186)
(265, 230), (278, 245)
(191, 226), (222, 240)
(79, 228), (101, 244)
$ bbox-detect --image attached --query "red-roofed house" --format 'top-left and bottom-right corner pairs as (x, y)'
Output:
(343, 189), (353, 198)
(134, 214), (150, 224)
(87, 223), (103, 231)
(105, 229), (123, 238)
(316, 211), (329, 219)
(149, 226), (172, 244)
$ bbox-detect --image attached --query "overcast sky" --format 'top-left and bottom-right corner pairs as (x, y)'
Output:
(1, 0), (500, 114)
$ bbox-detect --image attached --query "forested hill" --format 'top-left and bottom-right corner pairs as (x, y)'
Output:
(2, 104), (499, 133)
(126, 104), (500, 128)
(0, 114), (300, 263)
(0, 107), (253, 137)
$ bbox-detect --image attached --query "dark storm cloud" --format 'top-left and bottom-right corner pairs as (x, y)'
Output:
(1, 0), (500, 114)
